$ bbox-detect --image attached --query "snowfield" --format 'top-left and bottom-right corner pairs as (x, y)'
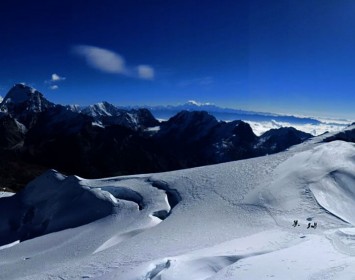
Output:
(1, 137), (355, 279)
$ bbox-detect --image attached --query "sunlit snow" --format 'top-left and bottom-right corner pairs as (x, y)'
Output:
(1, 134), (355, 279)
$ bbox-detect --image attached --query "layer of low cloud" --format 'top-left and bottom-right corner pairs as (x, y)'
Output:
(73, 45), (155, 80)
(245, 120), (348, 136)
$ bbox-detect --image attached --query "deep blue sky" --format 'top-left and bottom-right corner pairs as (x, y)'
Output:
(1, 0), (355, 118)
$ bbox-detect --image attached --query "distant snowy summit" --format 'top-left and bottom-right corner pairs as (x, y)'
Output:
(132, 100), (321, 124)
(77, 101), (159, 129)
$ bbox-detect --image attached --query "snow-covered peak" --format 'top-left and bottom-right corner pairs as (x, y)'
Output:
(79, 103), (159, 130)
(1, 84), (38, 105)
(81, 101), (120, 117)
(185, 100), (213, 107)
(0, 84), (54, 115)
(0, 96), (2, 103)
(65, 104), (82, 113)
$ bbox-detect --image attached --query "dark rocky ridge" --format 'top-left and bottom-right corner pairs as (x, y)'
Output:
(0, 84), (313, 191)
(323, 125), (355, 143)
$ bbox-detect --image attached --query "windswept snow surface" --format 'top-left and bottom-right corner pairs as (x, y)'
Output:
(0, 191), (14, 198)
(1, 139), (355, 279)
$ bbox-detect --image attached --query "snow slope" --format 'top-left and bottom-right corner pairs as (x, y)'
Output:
(1, 138), (355, 279)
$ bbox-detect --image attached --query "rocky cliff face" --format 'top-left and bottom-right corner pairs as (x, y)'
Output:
(0, 84), (55, 128)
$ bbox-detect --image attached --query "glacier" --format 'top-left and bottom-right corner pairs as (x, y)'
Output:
(1, 130), (355, 279)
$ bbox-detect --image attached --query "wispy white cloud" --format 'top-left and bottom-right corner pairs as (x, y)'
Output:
(73, 45), (155, 80)
(45, 73), (66, 90)
(51, 73), (66, 82)
(137, 65), (154, 80)
(73, 45), (127, 74)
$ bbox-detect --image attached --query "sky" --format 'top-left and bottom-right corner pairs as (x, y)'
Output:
(0, 0), (355, 119)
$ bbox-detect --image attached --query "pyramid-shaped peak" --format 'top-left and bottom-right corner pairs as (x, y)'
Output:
(2, 83), (43, 104)
(0, 84), (54, 117)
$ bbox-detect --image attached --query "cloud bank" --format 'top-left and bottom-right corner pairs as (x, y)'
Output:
(73, 45), (155, 80)
(245, 120), (348, 136)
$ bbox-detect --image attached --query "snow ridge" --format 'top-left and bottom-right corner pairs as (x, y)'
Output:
(2, 138), (355, 279)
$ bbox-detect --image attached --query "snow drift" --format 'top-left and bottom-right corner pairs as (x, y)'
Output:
(0, 170), (116, 246)
(257, 140), (355, 225)
(1, 138), (355, 279)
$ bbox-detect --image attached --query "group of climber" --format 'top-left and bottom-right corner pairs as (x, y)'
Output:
(292, 219), (317, 229)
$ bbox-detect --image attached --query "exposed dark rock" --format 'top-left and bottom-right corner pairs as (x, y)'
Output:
(0, 84), (313, 191)
(323, 126), (355, 143)
(257, 127), (313, 154)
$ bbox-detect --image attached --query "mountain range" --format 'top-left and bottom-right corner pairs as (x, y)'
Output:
(1, 123), (355, 279)
(124, 100), (323, 124)
(124, 101), (351, 137)
(0, 84), (313, 191)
